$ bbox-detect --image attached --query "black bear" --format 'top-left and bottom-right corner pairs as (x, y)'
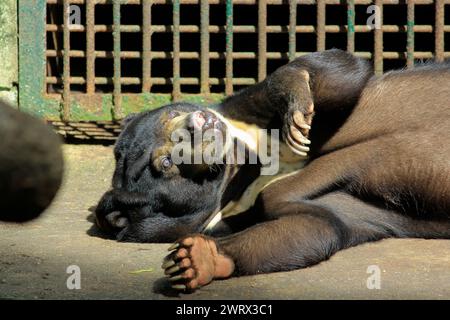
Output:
(95, 49), (450, 291)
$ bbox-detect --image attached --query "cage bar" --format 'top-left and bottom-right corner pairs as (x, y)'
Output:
(374, 0), (384, 75)
(435, 0), (445, 62)
(225, 0), (233, 95)
(46, 76), (257, 86)
(288, 0), (297, 61)
(200, 0), (210, 93)
(406, 0), (415, 68)
(113, 0), (124, 119)
(62, 0), (71, 120)
(258, 0), (267, 82)
(347, 0), (355, 53)
(316, 0), (325, 51)
(172, 0), (181, 101)
(142, 0), (152, 92)
(46, 23), (450, 35)
(86, 0), (96, 94)
(47, 0), (446, 4)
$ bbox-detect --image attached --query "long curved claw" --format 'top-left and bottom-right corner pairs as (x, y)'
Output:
(290, 125), (311, 145)
(169, 275), (184, 282)
(287, 133), (310, 152)
(287, 123), (311, 157)
(167, 243), (179, 251)
(171, 284), (186, 291)
(161, 259), (175, 269)
(293, 111), (311, 130)
(165, 265), (180, 275)
(286, 139), (308, 157)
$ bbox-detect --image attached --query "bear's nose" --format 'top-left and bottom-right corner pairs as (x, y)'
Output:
(188, 111), (217, 132)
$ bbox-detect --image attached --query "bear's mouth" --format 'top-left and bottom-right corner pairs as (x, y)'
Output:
(165, 108), (228, 139)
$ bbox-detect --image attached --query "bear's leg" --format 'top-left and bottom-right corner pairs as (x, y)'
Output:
(162, 201), (353, 291)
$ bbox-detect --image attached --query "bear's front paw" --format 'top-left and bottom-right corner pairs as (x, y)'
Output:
(162, 235), (235, 292)
(283, 105), (314, 157)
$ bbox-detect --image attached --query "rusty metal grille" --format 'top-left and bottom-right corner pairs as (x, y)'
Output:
(41, 0), (449, 139)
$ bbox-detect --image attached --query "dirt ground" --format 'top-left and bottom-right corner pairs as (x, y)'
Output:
(0, 144), (449, 300)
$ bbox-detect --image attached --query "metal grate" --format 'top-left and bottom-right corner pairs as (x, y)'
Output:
(20, 0), (450, 128)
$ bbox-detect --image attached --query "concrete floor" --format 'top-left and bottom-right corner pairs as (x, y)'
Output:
(0, 144), (449, 300)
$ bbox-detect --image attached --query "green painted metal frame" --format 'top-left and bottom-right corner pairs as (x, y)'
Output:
(18, 0), (50, 117)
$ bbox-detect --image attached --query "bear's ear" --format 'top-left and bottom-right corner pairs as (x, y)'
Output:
(120, 113), (138, 129)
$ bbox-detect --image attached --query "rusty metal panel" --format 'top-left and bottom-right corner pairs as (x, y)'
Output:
(86, 0), (96, 94)
(406, 0), (415, 69)
(225, 0), (233, 95)
(18, 0), (50, 117)
(258, 0), (267, 82)
(347, 0), (355, 53)
(16, 0), (450, 130)
(374, 0), (383, 75)
(112, 0), (124, 119)
(435, 0), (445, 62)
(142, 0), (152, 92)
(200, 0), (210, 94)
(316, 0), (326, 51)
(62, 0), (71, 120)
(288, 0), (297, 61)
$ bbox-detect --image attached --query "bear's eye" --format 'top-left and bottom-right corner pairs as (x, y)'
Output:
(161, 156), (173, 170)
